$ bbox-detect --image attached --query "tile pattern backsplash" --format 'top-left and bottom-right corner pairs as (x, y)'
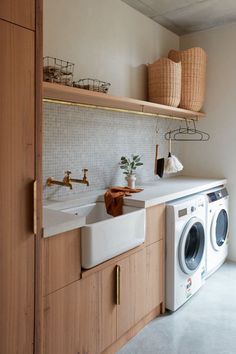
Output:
(43, 102), (182, 199)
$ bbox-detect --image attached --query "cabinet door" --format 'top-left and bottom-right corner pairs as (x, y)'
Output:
(146, 204), (165, 245)
(146, 240), (164, 313)
(98, 265), (117, 353)
(117, 248), (146, 338)
(79, 273), (100, 354)
(44, 282), (80, 354)
(0, 20), (35, 354)
(79, 265), (117, 354)
(0, 0), (35, 29)
(44, 265), (117, 354)
(44, 229), (81, 296)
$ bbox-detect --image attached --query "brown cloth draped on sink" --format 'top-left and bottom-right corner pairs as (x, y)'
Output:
(104, 186), (143, 217)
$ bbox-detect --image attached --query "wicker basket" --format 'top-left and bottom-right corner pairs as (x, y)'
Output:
(148, 57), (181, 107)
(168, 47), (207, 111)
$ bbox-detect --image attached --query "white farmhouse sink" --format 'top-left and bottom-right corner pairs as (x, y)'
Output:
(62, 202), (145, 269)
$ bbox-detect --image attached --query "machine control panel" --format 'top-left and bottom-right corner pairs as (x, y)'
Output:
(178, 208), (187, 218)
(207, 188), (228, 203)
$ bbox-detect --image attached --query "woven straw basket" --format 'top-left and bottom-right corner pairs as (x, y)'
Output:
(168, 47), (207, 111)
(148, 57), (181, 107)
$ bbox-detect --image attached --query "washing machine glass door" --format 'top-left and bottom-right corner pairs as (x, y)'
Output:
(179, 217), (205, 275)
(211, 208), (228, 251)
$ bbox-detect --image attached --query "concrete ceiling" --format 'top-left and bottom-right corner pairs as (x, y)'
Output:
(122, 0), (236, 35)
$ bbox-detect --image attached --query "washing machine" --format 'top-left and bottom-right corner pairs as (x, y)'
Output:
(205, 187), (229, 278)
(166, 194), (206, 311)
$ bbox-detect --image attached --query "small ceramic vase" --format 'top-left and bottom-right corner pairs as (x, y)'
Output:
(126, 174), (136, 189)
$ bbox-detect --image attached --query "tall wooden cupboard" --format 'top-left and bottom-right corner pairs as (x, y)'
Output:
(0, 1), (42, 353)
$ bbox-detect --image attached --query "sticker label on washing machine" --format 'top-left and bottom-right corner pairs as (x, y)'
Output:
(186, 278), (192, 298)
(201, 266), (206, 280)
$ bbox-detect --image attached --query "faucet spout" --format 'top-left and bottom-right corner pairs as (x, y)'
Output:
(70, 178), (89, 186)
(70, 169), (89, 186)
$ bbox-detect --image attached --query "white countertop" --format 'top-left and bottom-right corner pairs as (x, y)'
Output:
(123, 176), (227, 208)
(43, 176), (227, 237)
(43, 208), (85, 238)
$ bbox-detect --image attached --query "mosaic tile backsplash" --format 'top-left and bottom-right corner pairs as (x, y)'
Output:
(43, 102), (183, 199)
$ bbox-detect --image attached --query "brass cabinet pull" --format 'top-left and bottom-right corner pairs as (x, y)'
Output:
(33, 180), (37, 235)
(116, 265), (121, 305)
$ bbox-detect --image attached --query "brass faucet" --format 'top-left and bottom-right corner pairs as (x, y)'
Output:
(70, 169), (90, 186)
(46, 169), (89, 189)
(46, 171), (73, 189)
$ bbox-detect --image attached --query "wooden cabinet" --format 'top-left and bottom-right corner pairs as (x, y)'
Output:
(0, 19), (35, 354)
(43, 204), (166, 354)
(146, 204), (165, 245)
(44, 229), (81, 295)
(43, 242), (164, 354)
(0, 0), (35, 29)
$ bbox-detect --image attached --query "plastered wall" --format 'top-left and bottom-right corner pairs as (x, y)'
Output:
(180, 23), (236, 261)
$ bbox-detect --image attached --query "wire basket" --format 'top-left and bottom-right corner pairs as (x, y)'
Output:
(43, 56), (75, 86)
(73, 78), (111, 93)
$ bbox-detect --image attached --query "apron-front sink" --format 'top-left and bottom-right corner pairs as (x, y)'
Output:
(62, 202), (146, 269)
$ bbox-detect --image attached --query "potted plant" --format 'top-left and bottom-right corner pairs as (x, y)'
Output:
(119, 155), (143, 189)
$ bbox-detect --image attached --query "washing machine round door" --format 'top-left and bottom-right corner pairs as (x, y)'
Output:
(211, 208), (228, 251)
(179, 217), (205, 275)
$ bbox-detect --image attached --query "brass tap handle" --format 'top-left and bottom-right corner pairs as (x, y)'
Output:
(82, 168), (88, 179)
(65, 170), (72, 177)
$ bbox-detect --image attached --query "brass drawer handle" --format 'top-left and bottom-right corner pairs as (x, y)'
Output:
(33, 180), (37, 235)
(116, 265), (121, 305)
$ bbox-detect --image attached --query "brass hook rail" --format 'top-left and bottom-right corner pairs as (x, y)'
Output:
(43, 98), (199, 122)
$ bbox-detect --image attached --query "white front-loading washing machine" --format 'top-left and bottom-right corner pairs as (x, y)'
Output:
(205, 187), (229, 278)
(166, 194), (206, 311)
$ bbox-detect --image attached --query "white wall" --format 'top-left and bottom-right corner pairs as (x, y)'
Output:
(44, 0), (179, 100)
(180, 23), (236, 261)
(43, 0), (182, 199)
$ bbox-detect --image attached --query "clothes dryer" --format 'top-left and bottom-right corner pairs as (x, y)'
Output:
(205, 187), (229, 278)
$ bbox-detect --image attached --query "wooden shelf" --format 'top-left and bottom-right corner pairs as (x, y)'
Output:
(43, 82), (205, 121)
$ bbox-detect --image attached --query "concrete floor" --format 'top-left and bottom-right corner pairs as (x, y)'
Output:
(117, 262), (236, 354)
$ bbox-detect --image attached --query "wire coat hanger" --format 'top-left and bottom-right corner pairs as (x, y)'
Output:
(164, 119), (210, 142)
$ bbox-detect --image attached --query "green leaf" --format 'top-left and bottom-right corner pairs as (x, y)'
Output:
(121, 156), (126, 160)
(120, 166), (127, 169)
(136, 162), (143, 166)
(132, 155), (139, 160)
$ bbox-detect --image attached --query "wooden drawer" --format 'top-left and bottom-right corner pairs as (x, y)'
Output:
(43, 229), (81, 295)
(146, 204), (165, 245)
